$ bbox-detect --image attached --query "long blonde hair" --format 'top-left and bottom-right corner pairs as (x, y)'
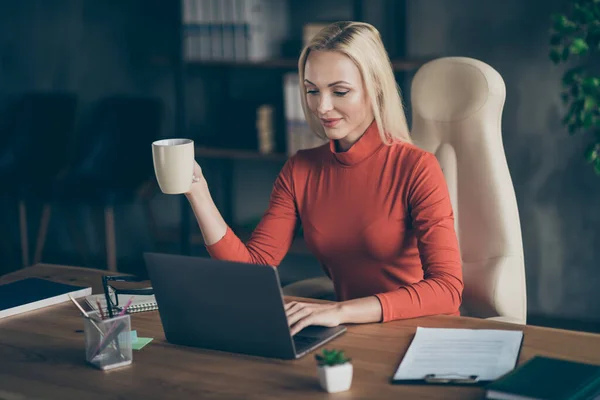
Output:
(298, 21), (411, 145)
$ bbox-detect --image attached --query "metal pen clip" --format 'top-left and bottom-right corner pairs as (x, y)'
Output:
(424, 374), (479, 384)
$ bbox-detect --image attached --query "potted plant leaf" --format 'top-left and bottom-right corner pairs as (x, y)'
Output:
(315, 348), (353, 393)
(549, 0), (600, 175)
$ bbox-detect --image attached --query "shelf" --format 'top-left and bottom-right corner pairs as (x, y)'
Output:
(154, 227), (312, 256)
(195, 147), (289, 162)
(186, 57), (429, 72)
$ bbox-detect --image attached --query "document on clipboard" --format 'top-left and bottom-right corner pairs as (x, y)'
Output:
(392, 327), (524, 385)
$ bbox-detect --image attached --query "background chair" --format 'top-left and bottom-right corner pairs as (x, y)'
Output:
(33, 95), (164, 272)
(283, 57), (527, 325)
(0, 92), (78, 268)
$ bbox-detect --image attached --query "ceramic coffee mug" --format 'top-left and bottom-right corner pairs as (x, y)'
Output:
(152, 138), (195, 194)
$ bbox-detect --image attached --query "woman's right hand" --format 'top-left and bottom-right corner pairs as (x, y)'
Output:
(186, 160), (208, 195)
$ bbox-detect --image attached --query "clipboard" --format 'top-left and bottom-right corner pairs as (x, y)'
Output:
(390, 327), (525, 387)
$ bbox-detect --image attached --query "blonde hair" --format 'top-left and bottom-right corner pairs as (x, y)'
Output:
(298, 21), (412, 145)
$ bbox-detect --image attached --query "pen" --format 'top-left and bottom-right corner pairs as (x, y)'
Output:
(117, 297), (134, 316)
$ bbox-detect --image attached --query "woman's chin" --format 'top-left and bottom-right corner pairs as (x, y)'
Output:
(323, 128), (347, 141)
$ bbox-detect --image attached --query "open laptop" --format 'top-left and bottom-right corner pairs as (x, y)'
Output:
(143, 252), (346, 360)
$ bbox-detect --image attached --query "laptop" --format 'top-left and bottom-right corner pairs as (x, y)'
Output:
(143, 252), (346, 359)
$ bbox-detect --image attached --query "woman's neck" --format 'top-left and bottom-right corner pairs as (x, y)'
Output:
(335, 117), (376, 152)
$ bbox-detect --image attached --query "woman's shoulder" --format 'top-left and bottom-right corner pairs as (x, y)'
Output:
(288, 143), (331, 167)
(390, 139), (437, 167)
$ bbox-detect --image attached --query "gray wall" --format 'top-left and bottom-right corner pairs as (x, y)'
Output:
(407, 0), (600, 320)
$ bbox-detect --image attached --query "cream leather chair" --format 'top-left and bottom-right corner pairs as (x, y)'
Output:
(410, 57), (526, 324)
(283, 57), (527, 325)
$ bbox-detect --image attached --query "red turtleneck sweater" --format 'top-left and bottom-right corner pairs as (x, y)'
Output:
(206, 122), (463, 322)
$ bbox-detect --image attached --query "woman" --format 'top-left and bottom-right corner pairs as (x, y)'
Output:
(185, 21), (463, 335)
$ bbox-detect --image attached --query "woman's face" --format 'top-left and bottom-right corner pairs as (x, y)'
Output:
(304, 50), (374, 150)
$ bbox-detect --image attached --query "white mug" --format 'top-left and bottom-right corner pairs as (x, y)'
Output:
(152, 138), (195, 194)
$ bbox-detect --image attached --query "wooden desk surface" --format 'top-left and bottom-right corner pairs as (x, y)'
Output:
(1, 264), (600, 399)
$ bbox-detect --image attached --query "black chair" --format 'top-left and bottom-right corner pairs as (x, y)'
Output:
(0, 92), (78, 268)
(33, 96), (164, 271)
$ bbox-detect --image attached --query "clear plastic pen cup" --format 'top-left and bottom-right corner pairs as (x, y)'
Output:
(83, 311), (132, 370)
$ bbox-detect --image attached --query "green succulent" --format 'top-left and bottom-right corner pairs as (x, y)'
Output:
(549, 0), (600, 175)
(315, 348), (351, 367)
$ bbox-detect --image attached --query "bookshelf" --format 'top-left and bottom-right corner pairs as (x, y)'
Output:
(174, 0), (417, 256)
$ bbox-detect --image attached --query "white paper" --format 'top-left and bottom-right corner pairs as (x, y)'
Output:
(393, 327), (523, 382)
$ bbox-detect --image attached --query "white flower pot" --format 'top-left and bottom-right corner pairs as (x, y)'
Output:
(317, 362), (353, 393)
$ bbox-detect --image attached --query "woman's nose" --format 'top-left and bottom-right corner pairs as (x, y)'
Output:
(317, 95), (333, 115)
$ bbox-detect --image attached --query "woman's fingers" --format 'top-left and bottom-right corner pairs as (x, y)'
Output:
(287, 306), (312, 327)
(290, 316), (313, 336)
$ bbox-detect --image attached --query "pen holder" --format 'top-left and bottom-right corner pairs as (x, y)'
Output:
(83, 311), (132, 371)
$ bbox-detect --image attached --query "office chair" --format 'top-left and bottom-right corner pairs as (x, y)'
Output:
(409, 56), (527, 324)
(33, 96), (164, 272)
(283, 57), (527, 325)
(0, 93), (78, 268)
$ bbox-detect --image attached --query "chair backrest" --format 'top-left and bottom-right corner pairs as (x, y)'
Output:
(410, 57), (526, 324)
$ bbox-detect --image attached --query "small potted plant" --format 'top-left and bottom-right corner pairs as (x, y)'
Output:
(315, 349), (353, 393)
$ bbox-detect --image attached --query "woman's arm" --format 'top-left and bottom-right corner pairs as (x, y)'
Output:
(185, 164), (228, 246)
(374, 152), (463, 322)
(185, 158), (300, 267)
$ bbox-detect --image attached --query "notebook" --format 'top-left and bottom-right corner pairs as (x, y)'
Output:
(85, 293), (158, 314)
(485, 356), (600, 400)
(0, 278), (92, 319)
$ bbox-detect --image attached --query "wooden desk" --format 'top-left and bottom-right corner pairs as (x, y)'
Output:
(2, 264), (600, 399)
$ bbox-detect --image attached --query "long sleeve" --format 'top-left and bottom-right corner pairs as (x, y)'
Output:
(375, 153), (463, 322)
(205, 157), (299, 266)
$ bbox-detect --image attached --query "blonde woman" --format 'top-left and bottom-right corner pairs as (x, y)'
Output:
(185, 21), (463, 335)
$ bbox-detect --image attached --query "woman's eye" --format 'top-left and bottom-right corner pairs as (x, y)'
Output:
(306, 90), (319, 95)
(334, 91), (349, 97)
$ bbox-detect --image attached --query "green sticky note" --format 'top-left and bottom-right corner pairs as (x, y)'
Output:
(132, 337), (153, 350)
(130, 330), (138, 342)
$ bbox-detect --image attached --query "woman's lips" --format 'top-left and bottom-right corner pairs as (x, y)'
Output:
(321, 118), (342, 128)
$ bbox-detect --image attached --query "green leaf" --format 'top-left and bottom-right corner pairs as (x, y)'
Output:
(563, 67), (584, 85)
(570, 38), (589, 55)
(562, 45), (571, 61)
(550, 47), (563, 63)
(584, 96), (597, 111)
(585, 144), (598, 162)
(583, 112), (594, 128)
(552, 13), (567, 29)
(582, 77), (600, 91)
(552, 14), (577, 33)
(594, 158), (600, 175)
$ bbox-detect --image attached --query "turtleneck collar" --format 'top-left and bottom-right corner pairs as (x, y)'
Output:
(329, 119), (384, 166)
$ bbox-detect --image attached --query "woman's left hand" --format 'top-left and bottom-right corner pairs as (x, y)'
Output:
(285, 301), (343, 336)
